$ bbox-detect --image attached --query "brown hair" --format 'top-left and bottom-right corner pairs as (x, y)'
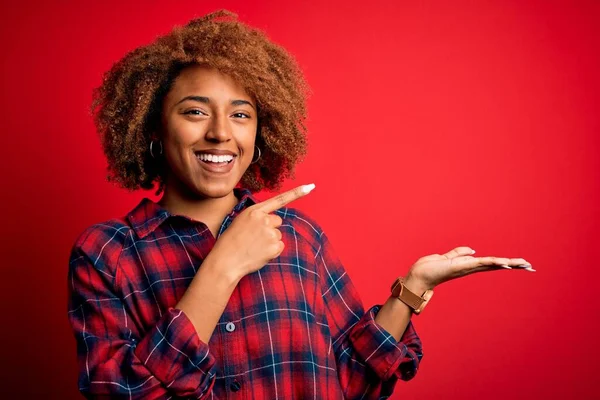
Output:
(92, 10), (308, 193)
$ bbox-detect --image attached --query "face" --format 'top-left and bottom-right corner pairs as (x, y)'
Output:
(159, 65), (258, 199)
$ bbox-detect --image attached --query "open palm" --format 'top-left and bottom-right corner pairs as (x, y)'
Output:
(407, 246), (534, 290)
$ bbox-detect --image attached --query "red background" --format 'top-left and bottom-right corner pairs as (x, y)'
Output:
(1, 0), (598, 398)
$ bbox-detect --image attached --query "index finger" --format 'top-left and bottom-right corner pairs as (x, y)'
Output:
(255, 184), (315, 213)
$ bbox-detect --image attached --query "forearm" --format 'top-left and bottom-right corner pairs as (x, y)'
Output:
(176, 254), (242, 343)
(69, 249), (219, 398)
(375, 277), (428, 341)
(334, 300), (424, 397)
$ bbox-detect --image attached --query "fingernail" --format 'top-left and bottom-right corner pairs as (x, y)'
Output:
(516, 264), (532, 269)
(525, 267), (536, 272)
(500, 264), (512, 269)
(471, 249), (476, 255)
(302, 183), (315, 194)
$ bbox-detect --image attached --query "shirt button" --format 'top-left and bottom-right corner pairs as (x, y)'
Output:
(230, 380), (241, 392)
(225, 322), (236, 332)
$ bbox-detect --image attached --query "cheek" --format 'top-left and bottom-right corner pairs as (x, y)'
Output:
(236, 123), (258, 154)
(162, 124), (198, 161)
(165, 125), (196, 148)
(161, 128), (196, 172)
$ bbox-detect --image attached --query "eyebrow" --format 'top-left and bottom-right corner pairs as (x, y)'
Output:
(175, 96), (255, 109)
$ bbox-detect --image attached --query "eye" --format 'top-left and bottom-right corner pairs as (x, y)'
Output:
(183, 109), (207, 116)
(232, 112), (251, 119)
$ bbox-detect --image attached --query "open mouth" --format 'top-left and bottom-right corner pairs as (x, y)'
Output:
(194, 151), (237, 173)
(195, 152), (236, 165)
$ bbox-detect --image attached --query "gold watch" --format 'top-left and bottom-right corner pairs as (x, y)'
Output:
(390, 277), (434, 315)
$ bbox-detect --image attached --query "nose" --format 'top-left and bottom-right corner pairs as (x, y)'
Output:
(205, 113), (232, 143)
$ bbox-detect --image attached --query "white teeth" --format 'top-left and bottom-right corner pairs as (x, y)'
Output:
(197, 153), (234, 163)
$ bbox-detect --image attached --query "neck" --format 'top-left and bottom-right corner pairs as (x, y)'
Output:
(159, 184), (239, 237)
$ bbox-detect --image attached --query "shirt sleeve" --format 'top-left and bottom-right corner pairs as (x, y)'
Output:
(316, 232), (423, 399)
(67, 231), (218, 399)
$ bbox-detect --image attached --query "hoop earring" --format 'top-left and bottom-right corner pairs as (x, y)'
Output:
(150, 140), (163, 158)
(250, 145), (261, 164)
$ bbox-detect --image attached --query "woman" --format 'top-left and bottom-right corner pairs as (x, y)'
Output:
(68, 10), (534, 399)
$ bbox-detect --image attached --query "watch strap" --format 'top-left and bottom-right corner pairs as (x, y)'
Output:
(390, 277), (434, 314)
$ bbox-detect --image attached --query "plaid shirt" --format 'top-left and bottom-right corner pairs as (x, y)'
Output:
(68, 188), (423, 399)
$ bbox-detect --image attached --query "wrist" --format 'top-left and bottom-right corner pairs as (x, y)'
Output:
(403, 274), (430, 296)
(179, 256), (241, 314)
(200, 254), (244, 288)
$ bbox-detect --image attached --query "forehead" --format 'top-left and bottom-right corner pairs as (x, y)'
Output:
(168, 64), (252, 101)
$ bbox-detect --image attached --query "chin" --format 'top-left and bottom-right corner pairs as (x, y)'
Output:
(194, 181), (237, 199)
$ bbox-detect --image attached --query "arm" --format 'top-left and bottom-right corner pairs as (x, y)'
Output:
(374, 280), (428, 341)
(68, 244), (219, 399)
(175, 255), (240, 344)
(68, 186), (315, 399)
(316, 232), (422, 400)
(177, 184), (318, 343)
(377, 246), (535, 340)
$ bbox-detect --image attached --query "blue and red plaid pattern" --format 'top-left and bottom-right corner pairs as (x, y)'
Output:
(68, 188), (423, 399)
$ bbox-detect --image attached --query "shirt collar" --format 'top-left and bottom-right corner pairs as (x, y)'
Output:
(127, 187), (257, 239)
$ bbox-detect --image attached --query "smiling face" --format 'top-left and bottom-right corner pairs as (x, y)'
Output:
(159, 64), (258, 200)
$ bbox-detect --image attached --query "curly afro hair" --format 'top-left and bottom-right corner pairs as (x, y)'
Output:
(92, 10), (309, 193)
